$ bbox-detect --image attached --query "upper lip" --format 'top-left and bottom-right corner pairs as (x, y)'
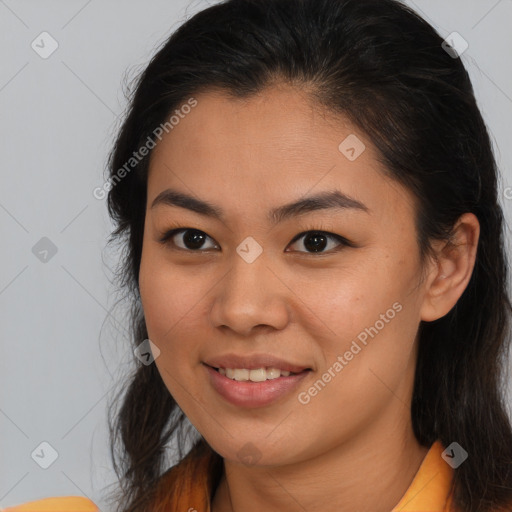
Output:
(203, 353), (312, 373)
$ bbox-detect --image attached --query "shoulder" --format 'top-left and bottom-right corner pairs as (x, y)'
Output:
(0, 496), (99, 512)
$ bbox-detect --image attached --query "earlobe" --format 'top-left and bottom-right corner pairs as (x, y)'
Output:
(419, 213), (480, 322)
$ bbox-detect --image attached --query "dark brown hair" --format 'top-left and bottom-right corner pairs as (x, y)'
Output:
(103, 0), (512, 510)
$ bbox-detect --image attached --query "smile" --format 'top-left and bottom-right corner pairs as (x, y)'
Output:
(203, 363), (312, 408)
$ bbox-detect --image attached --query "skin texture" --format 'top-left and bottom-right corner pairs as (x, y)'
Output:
(138, 84), (480, 512)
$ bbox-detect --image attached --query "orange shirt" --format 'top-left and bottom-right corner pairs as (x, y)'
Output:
(1, 440), (457, 511)
(0, 496), (99, 512)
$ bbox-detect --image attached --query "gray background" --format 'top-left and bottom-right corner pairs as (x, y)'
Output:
(1, 0), (511, 510)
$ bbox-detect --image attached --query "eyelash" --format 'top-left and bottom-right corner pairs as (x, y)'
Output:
(158, 222), (354, 255)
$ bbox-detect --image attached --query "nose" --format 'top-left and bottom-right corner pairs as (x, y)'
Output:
(209, 253), (289, 337)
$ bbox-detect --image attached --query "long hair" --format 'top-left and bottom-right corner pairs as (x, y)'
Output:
(103, 0), (512, 510)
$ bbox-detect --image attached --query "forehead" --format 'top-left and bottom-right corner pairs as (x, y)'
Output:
(146, 85), (416, 225)
(150, 85), (367, 166)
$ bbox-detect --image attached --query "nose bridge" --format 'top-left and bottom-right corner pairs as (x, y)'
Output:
(210, 249), (288, 334)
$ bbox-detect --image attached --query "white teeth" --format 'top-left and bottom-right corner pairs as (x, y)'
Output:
(248, 368), (267, 382)
(218, 367), (295, 381)
(266, 368), (281, 379)
(233, 369), (250, 381)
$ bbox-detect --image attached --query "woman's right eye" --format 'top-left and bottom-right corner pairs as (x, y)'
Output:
(159, 228), (219, 251)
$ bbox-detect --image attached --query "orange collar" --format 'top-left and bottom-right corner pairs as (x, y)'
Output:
(392, 440), (455, 511)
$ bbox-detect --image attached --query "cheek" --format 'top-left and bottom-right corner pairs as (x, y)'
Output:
(139, 249), (209, 338)
(138, 255), (207, 411)
(138, 249), (230, 392)
(284, 255), (407, 340)
(292, 289), (417, 450)
(293, 252), (420, 386)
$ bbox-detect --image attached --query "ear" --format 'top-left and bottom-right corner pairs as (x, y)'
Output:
(420, 213), (480, 322)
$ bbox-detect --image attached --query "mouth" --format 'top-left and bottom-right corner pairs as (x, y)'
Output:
(203, 362), (313, 408)
(206, 364), (311, 382)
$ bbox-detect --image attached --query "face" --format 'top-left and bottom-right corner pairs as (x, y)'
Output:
(139, 85), (430, 466)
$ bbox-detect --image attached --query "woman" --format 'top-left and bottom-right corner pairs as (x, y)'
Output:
(5, 0), (512, 511)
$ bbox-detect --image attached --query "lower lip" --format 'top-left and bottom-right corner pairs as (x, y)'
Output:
(203, 364), (311, 408)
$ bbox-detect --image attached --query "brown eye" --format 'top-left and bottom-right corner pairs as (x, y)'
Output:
(286, 231), (350, 254)
(159, 228), (219, 251)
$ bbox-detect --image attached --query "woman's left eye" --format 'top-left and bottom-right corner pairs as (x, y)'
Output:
(286, 230), (350, 253)
(159, 228), (351, 254)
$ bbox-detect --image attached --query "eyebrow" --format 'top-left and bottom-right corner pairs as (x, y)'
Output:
(150, 187), (369, 224)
